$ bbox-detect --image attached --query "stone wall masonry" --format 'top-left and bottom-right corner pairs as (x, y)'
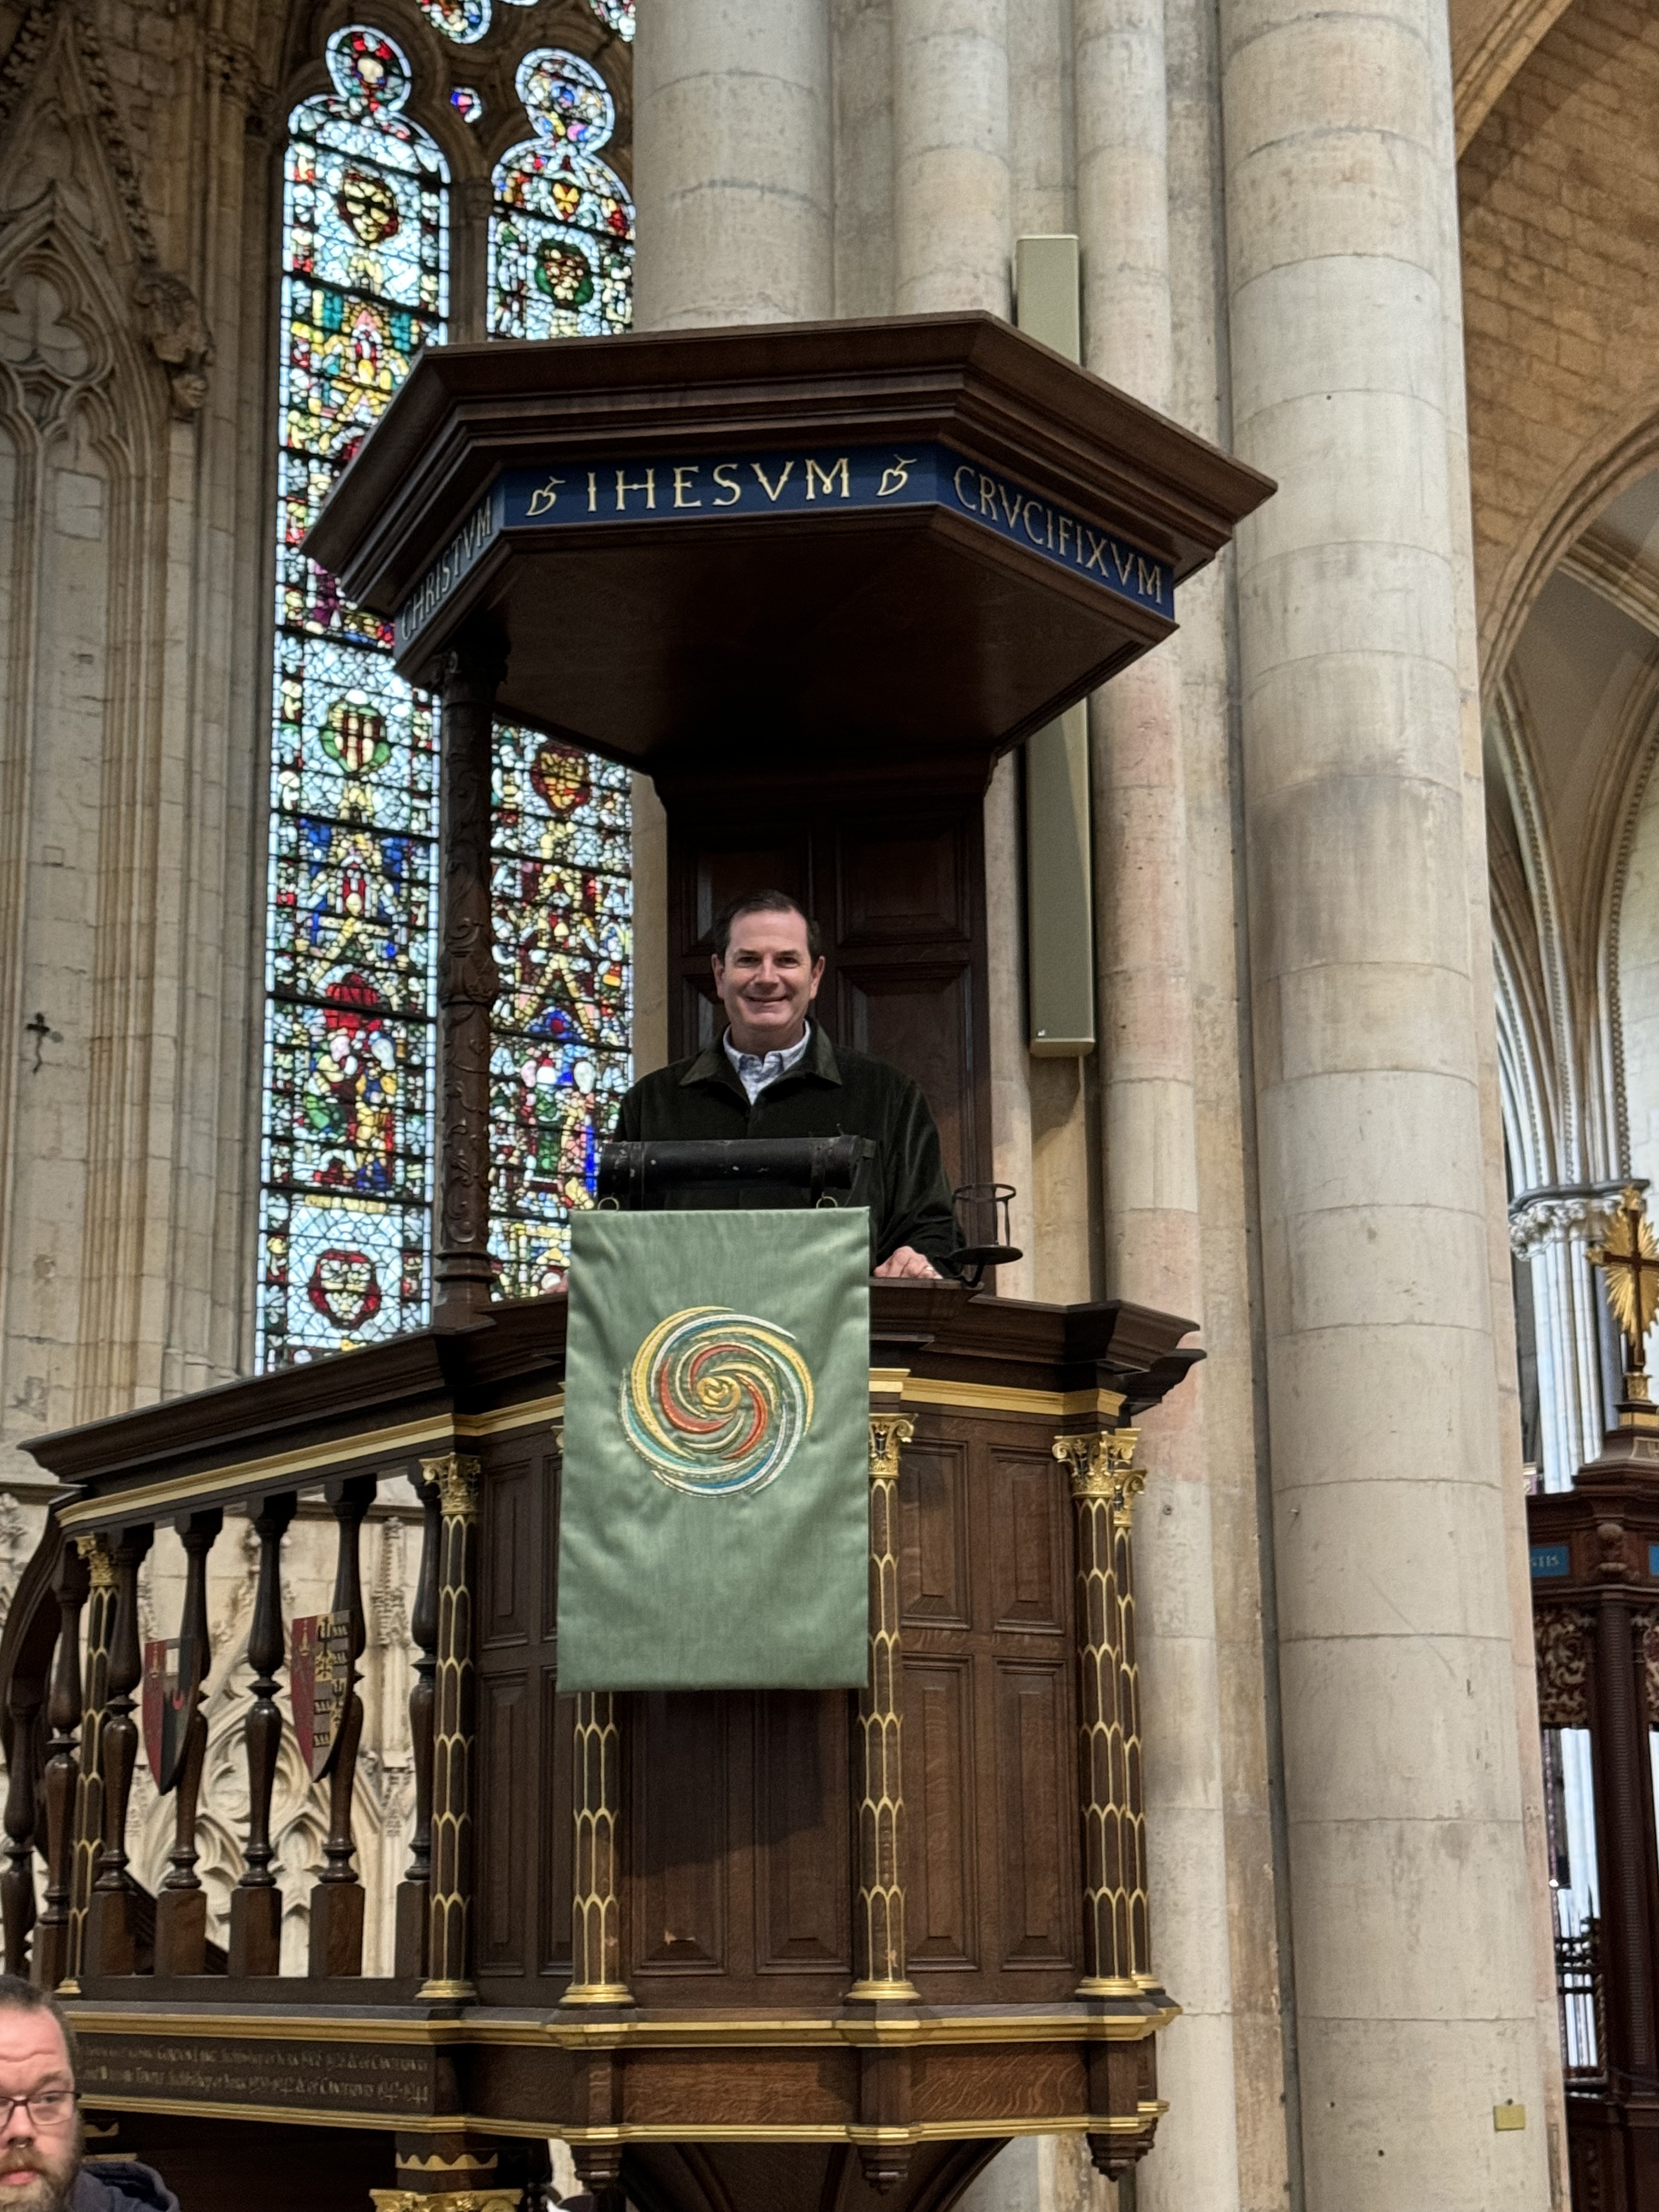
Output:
(1462, 0), (1659, 684)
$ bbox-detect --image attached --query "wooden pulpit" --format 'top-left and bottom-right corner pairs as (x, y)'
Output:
(0, 313), (1270, 2212)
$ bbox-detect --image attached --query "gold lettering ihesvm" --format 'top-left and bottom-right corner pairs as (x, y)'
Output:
(806, 456), (850, 500)
(616, 467), (656, 511)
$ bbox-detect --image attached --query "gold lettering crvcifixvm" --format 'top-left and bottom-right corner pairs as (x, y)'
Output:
(1138, 554), (1164, 599)
(879, 456), (918, 498)
(616, 467), (656, 511)
(525, 475), (563, 518)
(953, 463), (977, 508)
(806, 456), (850, 500)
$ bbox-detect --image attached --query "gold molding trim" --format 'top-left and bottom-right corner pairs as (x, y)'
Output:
(74, 2094), (1171, 2147)
(894, 1376), (1126, 1419)
(55, 1396), (566, 1532)
(70, 2003), (1176, 2050)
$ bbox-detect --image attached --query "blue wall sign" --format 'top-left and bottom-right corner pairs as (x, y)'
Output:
(1530, 1543), (1570, 1580)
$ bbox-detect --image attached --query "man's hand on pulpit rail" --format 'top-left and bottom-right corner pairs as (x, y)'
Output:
(873, 1244), (940, 1279)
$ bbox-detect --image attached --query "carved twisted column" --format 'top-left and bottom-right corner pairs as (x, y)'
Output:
(1056, 1427), (1149, 1992)
(432, 633), (505, 1327)
(423, 1454), (482, 1998)
(228, 1491), (297, 1976)
(849, 1411), (917, 2004)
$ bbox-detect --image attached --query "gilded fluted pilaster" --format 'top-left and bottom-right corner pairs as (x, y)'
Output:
(1054, 1427), (1149, 1992)
(849, 1410), (917, 2002)
(421, 1453), (481, 1998)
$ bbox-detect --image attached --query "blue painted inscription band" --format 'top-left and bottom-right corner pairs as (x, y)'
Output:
(1530, 1542), (1570, 1579)
(394, 442), (1173, 651)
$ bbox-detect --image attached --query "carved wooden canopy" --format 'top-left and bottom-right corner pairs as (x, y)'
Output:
(306, 313), (1273, 794)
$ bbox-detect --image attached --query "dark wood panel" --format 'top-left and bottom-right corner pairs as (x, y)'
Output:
(477, 1672), (533, 1976)
(540, 1666), (574, 1976)
(900, 1440), (971, 1630)
(539, 1439), (562, 1644)
(837, 966), (976, 1192)
(754, 1691), (850, 1973)
(994, 1663), (1069, 1966)
(634, 1691), (729, 1975)
(990, 1452), (1066, 1634)
(904, 1658), (977, 1966)
(835, 820), (970, 946)
(483, 1456), (533, 1647)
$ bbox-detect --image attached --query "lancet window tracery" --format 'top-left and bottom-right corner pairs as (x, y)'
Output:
(259, 16), (634, 1368)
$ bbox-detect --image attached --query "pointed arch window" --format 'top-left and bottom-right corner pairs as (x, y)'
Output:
(488, 50), (634, 340)
(259, 19), (634, 1367)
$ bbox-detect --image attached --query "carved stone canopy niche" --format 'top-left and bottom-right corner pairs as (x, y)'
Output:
(306, 314), (1273, 804)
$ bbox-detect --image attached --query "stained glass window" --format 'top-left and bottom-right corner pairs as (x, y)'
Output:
(419, 0), (490, 42)
(260, 27), (448, 1367)
(490, 731), (633, 1297)
(488, 49), (634, 340)
(262, 21), (634, 1367)
(587, 0), (635, 38)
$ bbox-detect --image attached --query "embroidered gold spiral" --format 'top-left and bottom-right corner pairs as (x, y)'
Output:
(620, 1305), (814, 1496)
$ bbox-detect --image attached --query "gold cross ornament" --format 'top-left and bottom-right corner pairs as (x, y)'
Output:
(1588, 1183), (1659, 1427)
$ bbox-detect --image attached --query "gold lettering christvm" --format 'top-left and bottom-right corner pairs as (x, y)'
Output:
(712, 462), (741, 506)
(615, 467), (656, 511)
(672, 464), (702, 508)
(806, 455), (850, 500)
(750, 459), (794, 502)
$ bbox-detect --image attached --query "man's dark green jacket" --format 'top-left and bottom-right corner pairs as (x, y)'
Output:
(614, 1025), (957, 1268)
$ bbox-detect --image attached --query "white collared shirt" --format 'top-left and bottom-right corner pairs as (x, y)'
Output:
(724, 1023), (812, 1103)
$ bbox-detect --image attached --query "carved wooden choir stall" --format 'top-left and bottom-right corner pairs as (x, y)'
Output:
(0, 315), (1269, 2212)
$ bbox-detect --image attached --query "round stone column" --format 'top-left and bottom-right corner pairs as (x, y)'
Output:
(893, 0), (1010, 315)
(1220, 0), (1551, 2200)
(1075, 2), (1243, 2204)
(633, 0), (833, 329)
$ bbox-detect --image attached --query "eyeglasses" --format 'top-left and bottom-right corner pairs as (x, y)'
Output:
(0, 2091), (76, 2131)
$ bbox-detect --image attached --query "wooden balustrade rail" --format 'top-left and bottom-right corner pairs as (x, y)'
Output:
(0, 1290), (1193, 2208)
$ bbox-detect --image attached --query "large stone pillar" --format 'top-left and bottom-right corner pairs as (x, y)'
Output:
(1220, 0), (1552, 2201)
(893, 0), (1011, 317)
(1075, 3), (1242, 2205)
(633, 0), (833, 330)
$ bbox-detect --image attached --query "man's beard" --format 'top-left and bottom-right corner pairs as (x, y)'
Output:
(0, 2122), (80, 2212)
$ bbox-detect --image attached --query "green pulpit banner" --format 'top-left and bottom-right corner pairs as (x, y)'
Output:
(556, 1208), (872, 1691)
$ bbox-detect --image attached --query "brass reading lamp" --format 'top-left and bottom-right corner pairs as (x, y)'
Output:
(1588, 1182), (1659, 1432)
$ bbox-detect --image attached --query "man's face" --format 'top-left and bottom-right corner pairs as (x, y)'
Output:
(0, 2012), (78, 2212)
(713, 909), (823, 1055)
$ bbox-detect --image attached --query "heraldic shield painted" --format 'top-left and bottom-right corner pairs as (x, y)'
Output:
(290, 1611), (354, 1779)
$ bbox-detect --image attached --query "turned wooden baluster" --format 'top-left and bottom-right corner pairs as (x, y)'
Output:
(85, 1524), (154, 1978)
(309, 1473), (376, 1978)
(396, 1464), (443, 1977)
(228, 1491), (296, 1977)
(35, 1537), (90, 1991)
(2, 1661), (44, 1978)
(65, 1535), (116, 1989)
(153, 1508), (222, 1976)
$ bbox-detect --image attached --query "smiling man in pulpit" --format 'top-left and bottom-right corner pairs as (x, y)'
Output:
(614, 889), (957, 1277)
